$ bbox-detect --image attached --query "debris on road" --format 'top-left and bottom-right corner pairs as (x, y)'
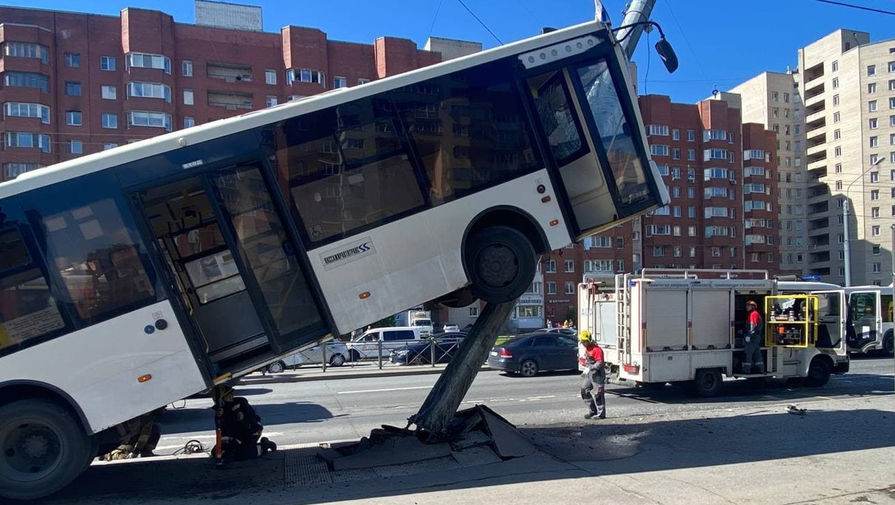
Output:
(787, 404), (807, 416)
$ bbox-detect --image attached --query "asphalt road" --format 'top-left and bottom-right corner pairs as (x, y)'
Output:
(155, 356), (893, 453)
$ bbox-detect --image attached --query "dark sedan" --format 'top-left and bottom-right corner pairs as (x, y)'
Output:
(487, 333), (579, 377)
(390, 333), (466, 365)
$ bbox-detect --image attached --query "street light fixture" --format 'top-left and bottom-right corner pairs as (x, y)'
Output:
(843, 157), (883, 287)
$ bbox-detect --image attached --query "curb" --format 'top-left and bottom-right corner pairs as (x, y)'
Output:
(239, 365), (495, 384)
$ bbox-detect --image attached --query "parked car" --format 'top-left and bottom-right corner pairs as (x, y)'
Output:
(487, 332), (579, 377)
(346, 326), (422, 361)
(543, 327), (578, 337)
(390, 332), (466, 365)
(441, 324), (460, 333)
(265, 340), (349, 373)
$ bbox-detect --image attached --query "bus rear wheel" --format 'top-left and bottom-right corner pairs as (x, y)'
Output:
(466, 226), (536, 304)
(0, 399), (90, 501)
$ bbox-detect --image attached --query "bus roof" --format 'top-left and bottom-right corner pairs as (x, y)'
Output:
(0, 19), (611, 199)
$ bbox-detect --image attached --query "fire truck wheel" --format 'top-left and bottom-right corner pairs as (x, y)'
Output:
(693, 369), (723, 397)
(804, 358), (831, 387)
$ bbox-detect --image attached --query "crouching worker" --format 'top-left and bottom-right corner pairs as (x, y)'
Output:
(213, 386), (277, 460)
(578, 330), (606, 420)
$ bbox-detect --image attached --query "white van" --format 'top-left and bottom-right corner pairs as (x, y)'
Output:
(346, 326), (422, 361)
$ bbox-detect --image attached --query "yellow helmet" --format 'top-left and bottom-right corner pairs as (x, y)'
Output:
(579, 330), (591, 342)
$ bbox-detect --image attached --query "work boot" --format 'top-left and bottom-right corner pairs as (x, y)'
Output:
(584, 413), (595, 419)
(260, 437), (277, 452)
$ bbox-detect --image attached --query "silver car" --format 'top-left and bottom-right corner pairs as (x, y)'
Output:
(265, 340), (349, 373)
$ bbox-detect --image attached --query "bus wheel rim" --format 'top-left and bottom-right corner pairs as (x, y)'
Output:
(1, 419), (63, 482)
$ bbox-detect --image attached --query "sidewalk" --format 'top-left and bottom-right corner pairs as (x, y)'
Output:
(45, 391), (895, 505)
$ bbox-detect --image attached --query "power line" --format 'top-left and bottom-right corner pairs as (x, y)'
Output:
(810, 0), (895, 16)
(455, 0), (502, 45)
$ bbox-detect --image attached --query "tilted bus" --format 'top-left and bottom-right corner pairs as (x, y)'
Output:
(0, 19), (667, 499)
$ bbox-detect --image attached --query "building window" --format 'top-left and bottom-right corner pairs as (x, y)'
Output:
(128, 52), (171, 73)
(3, 72), (50, 93)
(565, 282), (575, 295)
(65, 110), (82, 126)
(5, 132), (51, 152)
(358, 78), (370, 85)
(127, 111), (172, 130)
(265, 96), (278, 107)
(3, 41), (49, 63)
(687, 129), (695, 141)
(832, 60), (838, 72)
(872, 225), (880, 236)
(182, 60), (193, 77)
(128, 82), (172, 102)
(650, 145), (669, 156)
(870, 118), (879, 129)
(564, 259), (574, 273)
(869, 83), (877, 94)
(871, 207), (880, 218)
(3, 102), (50, 124)
(65, 81), (82, 96)
(3, 162), (43, 179)
(871, 172), (879, 183)
(333, 76), (347, 88)
(672, 148), (681, 160)
(868, 64), (877, 76)
(100, 56), (116, 71)
(101, 85), (117, 100)
(286, 68), (325, 86)
(672, 128), (680, 140)
(545, 259), (556, 273)
(653, 246), (665, 257)
(871, 190), (880, 200)
(265, 69), (277, 85)
(833, 78), (839, 89)
(870, 136), (879, 148)
(103, 143), (118, 150)
(648, 124), (669, 136)
(183, 89), (194, 105)
(64, 52), (80, 68)
(184, 117), (195, 128)
(546, 282), (557, 295)
(869, 100), (878, 112)
(101, 113), (118, 129)
(68, 139), (83, 154)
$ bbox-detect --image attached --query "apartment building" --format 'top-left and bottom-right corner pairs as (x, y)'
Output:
(0, 4), (441, 181)
(728, 72), (808, 276)
(731, 29), (894, 286)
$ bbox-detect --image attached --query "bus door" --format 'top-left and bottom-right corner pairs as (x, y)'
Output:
(132, 163), (324, 372)
(814, 290), (847, 355)
(848, 290), (880, 352)
(523, 42), (666, 238)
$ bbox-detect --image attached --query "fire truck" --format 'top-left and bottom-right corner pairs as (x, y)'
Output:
(577, 269), (850, 396)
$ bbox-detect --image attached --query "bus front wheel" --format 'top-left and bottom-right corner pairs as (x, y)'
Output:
(0, 398), (90, 501)
(466, 226), (536, 304)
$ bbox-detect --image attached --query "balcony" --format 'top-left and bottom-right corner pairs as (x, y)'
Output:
(807, 158), (827, 172)
(208, 91), (253, 110)
(805, 108), (826, 126)
(805, 115), (826, 136)
(207, 62), (252, 83)
(806, 146), (827, 165)
(804, 89), (825, 108)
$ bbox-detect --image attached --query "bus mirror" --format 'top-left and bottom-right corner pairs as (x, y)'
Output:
(655, 38), (678, 74)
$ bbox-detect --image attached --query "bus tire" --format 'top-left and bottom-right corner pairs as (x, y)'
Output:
(693, 369), (723, 397)
(466, 226), (536, 303)
(883, 331), (894, 356)
(0, 398), (90, 501)
(804, 357), (831, 387)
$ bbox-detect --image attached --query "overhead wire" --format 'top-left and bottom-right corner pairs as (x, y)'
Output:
(810, 0), (895, 16)
(455, 0), (503, 45)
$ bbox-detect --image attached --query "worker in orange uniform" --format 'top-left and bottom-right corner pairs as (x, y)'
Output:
(743, 300), (765, 374)
(578, 330), (606, 420)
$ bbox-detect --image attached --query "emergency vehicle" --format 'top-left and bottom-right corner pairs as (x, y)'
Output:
(577, 269), (850, 396)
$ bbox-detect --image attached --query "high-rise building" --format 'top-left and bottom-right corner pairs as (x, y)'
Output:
(0, 4), (442, 182)
(728, 72), (808, 276)
(731, 29), (894, 287)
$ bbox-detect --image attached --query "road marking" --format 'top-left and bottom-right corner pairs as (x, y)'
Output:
(336, 385), (431, 395)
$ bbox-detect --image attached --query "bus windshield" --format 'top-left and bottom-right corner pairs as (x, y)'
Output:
(575, 61), (651, 210)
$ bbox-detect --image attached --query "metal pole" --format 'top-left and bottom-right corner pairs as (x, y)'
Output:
(615, 0), (657, 59)
(322, 340), (327, 373)
(891, 224), (894, 290)
(844, 199), (851, 287)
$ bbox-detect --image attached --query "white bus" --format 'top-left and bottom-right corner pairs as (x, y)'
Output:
(0, 19), (668, 499)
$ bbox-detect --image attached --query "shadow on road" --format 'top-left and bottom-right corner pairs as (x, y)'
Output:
(46, 402), (895, 505)
(158, 402), (334, 433)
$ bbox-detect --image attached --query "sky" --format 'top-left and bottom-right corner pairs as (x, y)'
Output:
(6, 0), (895, 103)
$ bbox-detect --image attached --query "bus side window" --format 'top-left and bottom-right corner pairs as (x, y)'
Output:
(275, 104), (425, 245)
(393, 59), (541, 205)
(37, 196), (157, 323)
(0, 220), (69, 354)
(882, 294), (893, 323)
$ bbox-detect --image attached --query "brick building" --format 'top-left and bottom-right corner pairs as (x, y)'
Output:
(0, 4), (441, 180)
